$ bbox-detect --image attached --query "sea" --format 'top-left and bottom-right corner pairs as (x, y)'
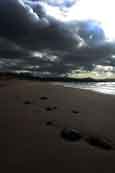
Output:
(53, 82), (115, 95)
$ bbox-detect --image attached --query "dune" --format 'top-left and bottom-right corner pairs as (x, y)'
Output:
(0, 78), (115, 172)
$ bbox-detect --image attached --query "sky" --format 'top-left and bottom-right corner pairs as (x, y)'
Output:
(0, 0), (115, 77)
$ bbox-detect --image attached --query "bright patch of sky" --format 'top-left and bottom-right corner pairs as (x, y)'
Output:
(24, 0), (115, 42)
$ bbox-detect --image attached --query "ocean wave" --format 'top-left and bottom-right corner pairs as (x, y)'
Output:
(56, 82), (115, 95)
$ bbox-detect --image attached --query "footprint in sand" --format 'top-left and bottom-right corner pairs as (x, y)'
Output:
(40, 96), (48, 100)
(45, 106), (57, 111)
(84, 136), (113, 150)
(72, 110), (79, 114)
(45, 121), (56, 126)
(39, 120), (56, 127)
(24, 100), (32, 104)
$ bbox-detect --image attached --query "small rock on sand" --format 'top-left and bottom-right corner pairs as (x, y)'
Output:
(61, 128), (81, 142)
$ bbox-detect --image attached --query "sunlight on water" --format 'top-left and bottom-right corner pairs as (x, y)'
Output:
(55, 82), (115, 95)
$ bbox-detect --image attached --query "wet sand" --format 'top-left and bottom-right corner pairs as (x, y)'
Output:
(0, 78), (115, 172)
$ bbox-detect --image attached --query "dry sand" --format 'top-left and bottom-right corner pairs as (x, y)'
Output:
(0, 78), (115, 172)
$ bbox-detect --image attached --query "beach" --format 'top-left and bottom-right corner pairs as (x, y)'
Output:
(1, 78), (115, 172)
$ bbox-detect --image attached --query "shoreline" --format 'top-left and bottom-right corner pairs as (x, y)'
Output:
(0, 72), (115, 95)
(0, 71), (115, 82)
(0, 72), (115, 96)
(52, 81), (115, 96)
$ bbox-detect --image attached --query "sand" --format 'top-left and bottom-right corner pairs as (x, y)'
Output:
(0, 78), (115, 172)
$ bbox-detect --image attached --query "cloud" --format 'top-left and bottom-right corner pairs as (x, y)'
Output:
(0, 0), (115, 77)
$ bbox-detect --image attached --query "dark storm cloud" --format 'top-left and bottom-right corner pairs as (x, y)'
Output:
(0, 0), (41, 37)
(0, 0), (115, 76)
(0, 0), (81, 50)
